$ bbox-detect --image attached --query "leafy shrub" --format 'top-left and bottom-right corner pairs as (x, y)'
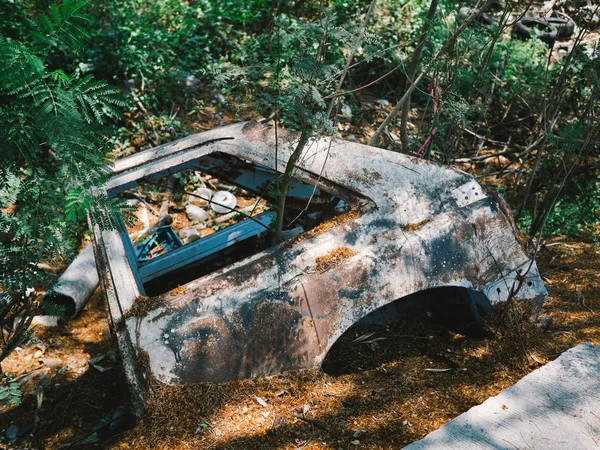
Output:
(0, 0), (121, 363)
(0, 376), (22, 407)
(517, 178), (600, 238)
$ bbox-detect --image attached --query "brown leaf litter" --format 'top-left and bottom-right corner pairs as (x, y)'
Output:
(1, 238), (599, 449)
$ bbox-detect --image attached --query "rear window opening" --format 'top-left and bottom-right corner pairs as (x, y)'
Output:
(116, 152), (352, 296)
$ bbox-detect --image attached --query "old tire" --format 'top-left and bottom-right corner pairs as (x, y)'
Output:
(513, 18), (558, 45)
(458, 6), (497, 27)
(548, 16), (575, 39)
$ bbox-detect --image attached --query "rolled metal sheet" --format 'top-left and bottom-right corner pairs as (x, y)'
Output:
(45, 244), (99, 318)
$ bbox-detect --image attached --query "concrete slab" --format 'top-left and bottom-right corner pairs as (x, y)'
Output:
(405, 342), (600, 449)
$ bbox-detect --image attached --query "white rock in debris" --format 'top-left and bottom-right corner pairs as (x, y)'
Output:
(210, 191), (237, 214)
(337, 122), (350, 132)
(376, 99), (390, 108)
(185, 74), (199, 87)
(185, 234), (201, 244)
(186, 205), (209, 221)
(31, 316), (59, 327)
(179, 227), (200, 240)
(189, 188), (213, 207)
(340, 104), (352, 119)
(126, 199), (150, 230)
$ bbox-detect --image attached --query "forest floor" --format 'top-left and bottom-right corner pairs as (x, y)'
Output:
(2, 1), (600, 448)
(0, 235), (599, 449)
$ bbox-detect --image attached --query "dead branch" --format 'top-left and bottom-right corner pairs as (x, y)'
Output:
(369, 0), (490, 146)
(294, 414), (328, 431)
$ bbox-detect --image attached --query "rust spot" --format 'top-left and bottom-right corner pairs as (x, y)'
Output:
(315, 247), (358, 272)
(401, 218), (433, 232)
(122, 295), (164, 320)
(363, 167), (382, 181)
(174, 300), (310, 383)
(169, 285), (187, 297)
(222, 254), (276, 289)
(289, 209), (362, 246)
(483, 184), (516, 230)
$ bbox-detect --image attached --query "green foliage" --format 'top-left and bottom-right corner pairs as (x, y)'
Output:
(34, 0), (90, 54)
(0, 0), (120, 363)
(80, 0), (272, 113)
(0, 376), (22, 407)
(517, 178), (600, 238)
(218, 10), (385, 133)
(5, 0), (589, 259)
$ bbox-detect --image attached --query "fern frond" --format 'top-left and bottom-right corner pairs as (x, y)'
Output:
(34, 0), (90, 54)
(72, 75), (123, 124)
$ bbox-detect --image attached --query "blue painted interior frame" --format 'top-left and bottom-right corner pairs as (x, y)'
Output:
(138, 212), (276, 284)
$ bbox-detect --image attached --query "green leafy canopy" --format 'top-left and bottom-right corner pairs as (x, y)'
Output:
(0, 0), (122, 363)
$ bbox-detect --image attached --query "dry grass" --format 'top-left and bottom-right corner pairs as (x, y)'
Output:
(315, 247), (358, 272)
(120, 295), (162, 321)
(290, 210), (362, 246)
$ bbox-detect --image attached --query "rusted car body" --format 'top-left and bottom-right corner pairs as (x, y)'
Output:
(90, 122), (547, 415)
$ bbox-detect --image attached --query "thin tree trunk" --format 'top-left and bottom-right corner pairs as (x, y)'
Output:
(274, 127), (311, 243)
(529, 123), (599, 235)
(369, 0), (487, 146)
(326, 0), (378, 120)
(267, 0), (279, 55)
(400, 0), (439, 153)
(519, 21), (591, 219)
(516, 137), (546, 221)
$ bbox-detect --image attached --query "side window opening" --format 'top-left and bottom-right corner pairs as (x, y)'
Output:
(116, 152), (352, 296)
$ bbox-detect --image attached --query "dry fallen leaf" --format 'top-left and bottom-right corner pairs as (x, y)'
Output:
(254, 395), (268, 407)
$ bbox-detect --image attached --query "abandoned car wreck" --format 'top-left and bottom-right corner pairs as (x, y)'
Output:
(90, 121), (548, 415)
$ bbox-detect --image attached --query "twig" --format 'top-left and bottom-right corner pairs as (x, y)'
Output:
(325, 0), (378, 119)
(323, 63), (402, 100)
(294, 414), (328, 431)
(400, 0), (439, 153)
(459, 129), (529, 154)
(127, 192), (160, 216)
(158, 176), (176, 222)
(397, 335), (433, 340)
(369, 0), (489, 145)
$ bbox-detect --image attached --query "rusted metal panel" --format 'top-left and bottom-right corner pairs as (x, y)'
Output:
(91, 121), (548, 412)
(88, 218), (146, 416)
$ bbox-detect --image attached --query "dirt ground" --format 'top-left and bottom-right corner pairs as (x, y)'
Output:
(0, 237), (598, 450)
